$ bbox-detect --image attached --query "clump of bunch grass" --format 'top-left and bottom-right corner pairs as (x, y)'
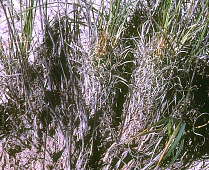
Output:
(102, 0), (209, 169)
(0, 0), (208, 169)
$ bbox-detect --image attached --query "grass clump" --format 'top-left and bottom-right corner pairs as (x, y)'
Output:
(0, 0), (208, 169)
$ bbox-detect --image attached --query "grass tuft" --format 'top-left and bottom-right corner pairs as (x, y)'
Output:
(0, 0), (208, 169)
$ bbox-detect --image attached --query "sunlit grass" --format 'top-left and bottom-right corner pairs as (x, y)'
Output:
(0, 0), (208, 169)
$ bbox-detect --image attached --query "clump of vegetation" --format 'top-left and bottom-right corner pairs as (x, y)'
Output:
(0, 0), (208, 169)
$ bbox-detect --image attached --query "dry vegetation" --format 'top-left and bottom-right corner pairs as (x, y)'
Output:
(0, 0), (209, 169)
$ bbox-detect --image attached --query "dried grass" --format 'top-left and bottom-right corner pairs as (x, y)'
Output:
(0, 0), (209, 169)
